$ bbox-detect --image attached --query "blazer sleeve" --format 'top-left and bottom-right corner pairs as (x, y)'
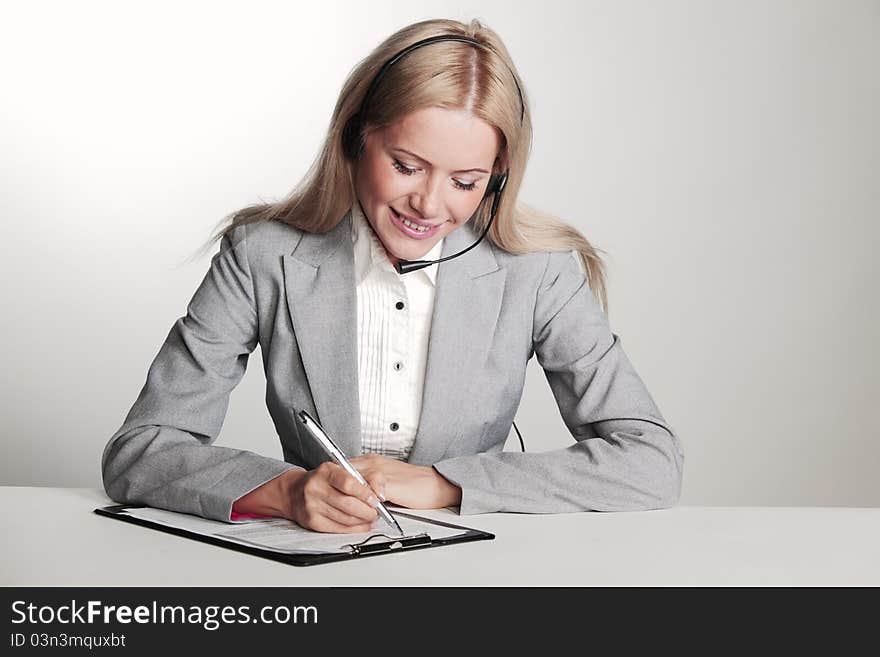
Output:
(432, 250), (685, 514)
(101, 224), (301, 522)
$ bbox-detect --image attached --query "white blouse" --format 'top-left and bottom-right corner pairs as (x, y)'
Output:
(350, 200), (445, 461)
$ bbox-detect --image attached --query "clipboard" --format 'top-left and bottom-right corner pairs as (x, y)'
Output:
(94, 504), (494, 567)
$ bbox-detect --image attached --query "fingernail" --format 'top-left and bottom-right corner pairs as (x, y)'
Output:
(367, 495), (379, 508)
(379, 486), (387, 501)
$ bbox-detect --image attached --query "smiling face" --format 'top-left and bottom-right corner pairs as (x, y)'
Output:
(353, 106), (501, 268)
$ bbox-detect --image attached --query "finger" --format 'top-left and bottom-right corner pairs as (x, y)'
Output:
(305, 467), (377, 522)
(323, 487), (379, 523)
(293, 486), (373, 534)
(318, 497), (379, 528)
(327, 521), (374, 534)
(327, 467), (381, 508)
(364, 473), (388, 502)
(306, 512), (375, 535)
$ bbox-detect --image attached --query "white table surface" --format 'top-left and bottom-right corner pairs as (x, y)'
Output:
(2, 487), (878, 586)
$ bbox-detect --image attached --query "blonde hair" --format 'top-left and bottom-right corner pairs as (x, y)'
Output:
(198, 18), (608, 312)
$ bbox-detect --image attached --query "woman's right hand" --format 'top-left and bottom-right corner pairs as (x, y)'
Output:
(280, 463), (385, 533)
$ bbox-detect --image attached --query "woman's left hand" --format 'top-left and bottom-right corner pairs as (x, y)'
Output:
(349, 454), (462, 509)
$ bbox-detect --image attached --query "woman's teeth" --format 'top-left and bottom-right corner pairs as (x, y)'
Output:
(399, 215), (430, 232)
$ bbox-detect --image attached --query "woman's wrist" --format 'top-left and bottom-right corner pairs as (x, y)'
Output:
(430, 466), (462, 508)
(231, 468), (305, 519)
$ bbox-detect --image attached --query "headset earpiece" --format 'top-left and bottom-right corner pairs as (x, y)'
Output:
(484, 171), (508, 198)
(342, 113), (364, 161)
(484, 174), (499, 198)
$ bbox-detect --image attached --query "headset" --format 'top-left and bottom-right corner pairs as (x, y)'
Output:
(342, 34), (528, 452)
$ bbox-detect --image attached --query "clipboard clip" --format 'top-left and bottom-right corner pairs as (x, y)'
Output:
(343, 532), (431, 556)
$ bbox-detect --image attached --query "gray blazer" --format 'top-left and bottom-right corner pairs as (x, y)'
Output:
(102, 210), (684, 521)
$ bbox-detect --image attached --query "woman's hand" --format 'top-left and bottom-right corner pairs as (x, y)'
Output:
(348, 454), (462, 510)
(277, 463), (385, 534)
(233, 456), (462, 534)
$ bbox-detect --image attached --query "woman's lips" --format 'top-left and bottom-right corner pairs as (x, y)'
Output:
(392, 208), (441, 227)
(390, 207), (443, 239)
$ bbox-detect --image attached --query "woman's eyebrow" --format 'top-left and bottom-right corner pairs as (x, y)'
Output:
(392, 148), (490, 174)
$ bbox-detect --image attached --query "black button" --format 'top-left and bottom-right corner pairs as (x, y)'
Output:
(395, 301), (405, 310)
(393, 361), (404, 371)
(390, 422), (399, 431)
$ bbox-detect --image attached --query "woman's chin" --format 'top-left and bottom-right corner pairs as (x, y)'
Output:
(385, 240), (429, 263)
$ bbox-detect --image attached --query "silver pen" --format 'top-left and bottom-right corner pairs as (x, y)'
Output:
(297, 410), (405, 537)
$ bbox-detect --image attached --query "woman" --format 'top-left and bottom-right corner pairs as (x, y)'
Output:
(102, 18), (684, 534)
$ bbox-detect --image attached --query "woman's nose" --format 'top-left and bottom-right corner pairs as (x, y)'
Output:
(409, 175), (443, 219)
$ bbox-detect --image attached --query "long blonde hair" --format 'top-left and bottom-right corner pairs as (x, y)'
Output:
(197, 18), (608, 312)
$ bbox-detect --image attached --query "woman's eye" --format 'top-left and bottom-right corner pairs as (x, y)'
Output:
(391, 159), (417, 175)
(392, 159), (478, 192)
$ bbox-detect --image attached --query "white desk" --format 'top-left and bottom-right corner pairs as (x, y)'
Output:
(2, 487), (878, 586)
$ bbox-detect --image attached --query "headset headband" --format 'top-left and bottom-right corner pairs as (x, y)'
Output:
(343, 34), (526, 164)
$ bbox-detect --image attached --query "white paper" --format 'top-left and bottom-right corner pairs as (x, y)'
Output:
(121, 507), (467, 555)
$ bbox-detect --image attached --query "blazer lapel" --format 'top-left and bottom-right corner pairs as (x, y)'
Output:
(407, 222), (507, 465)
(282, 210), (362, 459)
(282, 209), (507, 465)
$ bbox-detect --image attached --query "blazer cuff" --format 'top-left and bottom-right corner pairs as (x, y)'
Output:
(432, 458), (499, 515)
(211, 458), (303, 523)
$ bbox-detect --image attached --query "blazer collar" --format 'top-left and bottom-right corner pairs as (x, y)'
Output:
(282, 208), (507, 464)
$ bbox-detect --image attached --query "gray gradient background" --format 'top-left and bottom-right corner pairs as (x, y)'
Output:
(2, 0), (877, 507)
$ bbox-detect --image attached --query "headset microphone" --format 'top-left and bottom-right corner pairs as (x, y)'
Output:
(393, 171), (507, 275)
